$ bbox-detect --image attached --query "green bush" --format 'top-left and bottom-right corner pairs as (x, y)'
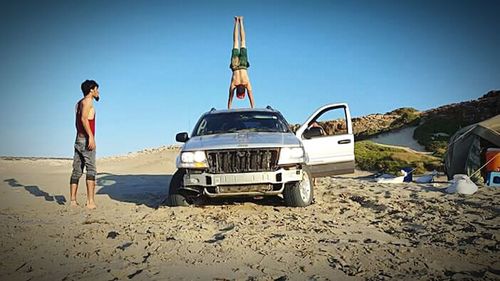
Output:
(413, 117), (462, 152)
(355, 140), (442, 174)
(387, 107), (419, 116)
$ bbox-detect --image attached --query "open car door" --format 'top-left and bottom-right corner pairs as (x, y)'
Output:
(296, 103), (355, 177)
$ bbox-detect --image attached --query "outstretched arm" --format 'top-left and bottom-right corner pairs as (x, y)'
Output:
(239, 16), (246, 48)
(228, 86), (235, 109)
(233, 16), (239, 49)
(247, 85), (254, 108)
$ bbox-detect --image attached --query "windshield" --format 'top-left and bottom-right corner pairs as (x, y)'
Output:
(193, 111), (291, 136)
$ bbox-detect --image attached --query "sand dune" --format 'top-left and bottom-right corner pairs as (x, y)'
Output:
(368, 126), (429, 153)
(0, 148), (499, 280)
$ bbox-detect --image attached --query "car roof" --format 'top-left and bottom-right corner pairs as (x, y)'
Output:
(204, 107), (279, 115)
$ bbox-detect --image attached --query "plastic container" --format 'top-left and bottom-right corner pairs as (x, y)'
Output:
(402, 167), (413, 182)
(485, 148), (500, 172)
(446, 174), (478, 194)
(487, 172), (500, 187)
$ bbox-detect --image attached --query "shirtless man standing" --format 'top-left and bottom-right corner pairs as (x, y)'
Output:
(228, 16), (255, 109)
(70, 80), (99, 209)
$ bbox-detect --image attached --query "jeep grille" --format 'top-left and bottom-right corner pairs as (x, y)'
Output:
(207, 149), (279, 173)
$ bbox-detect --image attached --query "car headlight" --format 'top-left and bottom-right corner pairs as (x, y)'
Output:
(278, 146), (305, 165)
(178, 151), (208, 168)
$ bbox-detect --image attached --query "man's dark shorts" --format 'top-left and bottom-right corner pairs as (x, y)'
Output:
(70, 136), (96, 184)
(230, 47), (250, 71)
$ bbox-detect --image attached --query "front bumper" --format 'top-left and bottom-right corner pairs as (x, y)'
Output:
(183, 168), (303, 197)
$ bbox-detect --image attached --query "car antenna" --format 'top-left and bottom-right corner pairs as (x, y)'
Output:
(266, 105), (273, 110)
(210, 107), (216, 112)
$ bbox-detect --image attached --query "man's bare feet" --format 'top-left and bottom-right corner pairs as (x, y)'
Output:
(70, 200), (79, 207)
(238, 16), (244, 21)
(86, 201), (97, 209)
(234, 16), (238, 22)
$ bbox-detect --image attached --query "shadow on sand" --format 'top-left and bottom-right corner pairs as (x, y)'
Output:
(96, 173), (172, 208)
(207, 195), (285, 207)
(3, 178), (67, 205)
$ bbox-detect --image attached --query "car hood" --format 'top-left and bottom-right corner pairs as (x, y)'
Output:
(182, 132), (301, 151)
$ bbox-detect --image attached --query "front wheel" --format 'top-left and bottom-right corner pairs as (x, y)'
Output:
(166, 169), (191, 207)
(283, 167), (314, 207)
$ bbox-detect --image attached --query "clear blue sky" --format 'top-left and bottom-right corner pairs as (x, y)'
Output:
(1, 0), (499, 157)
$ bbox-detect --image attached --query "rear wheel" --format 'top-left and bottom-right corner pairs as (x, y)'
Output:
(283, 167), (314, 207)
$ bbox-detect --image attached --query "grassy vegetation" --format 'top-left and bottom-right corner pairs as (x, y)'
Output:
(393, 111), (420, 127)
(387, 107), (421, 127)
(413, 117), (464, 157)
(355, 140), (442, 174)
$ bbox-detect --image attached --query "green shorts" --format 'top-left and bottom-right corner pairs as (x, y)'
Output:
(230, 47), (250, 71)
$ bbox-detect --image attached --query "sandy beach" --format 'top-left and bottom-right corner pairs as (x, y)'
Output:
(0, 147), (499, 281)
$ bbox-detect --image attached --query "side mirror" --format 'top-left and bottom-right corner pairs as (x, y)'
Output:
(303, 127), (323, 139)
(175, 132), (189, 143)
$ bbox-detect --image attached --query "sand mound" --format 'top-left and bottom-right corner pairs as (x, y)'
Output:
(368, 126), (429, 153)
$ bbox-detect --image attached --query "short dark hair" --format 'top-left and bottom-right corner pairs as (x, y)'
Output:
(236, 85), (245, 95)
(81, 80), (99, 96)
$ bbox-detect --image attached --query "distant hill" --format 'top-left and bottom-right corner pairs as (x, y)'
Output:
(314, 90), (499, 155)
(413, 90), (499, 155)
(293, 90), (499, 174)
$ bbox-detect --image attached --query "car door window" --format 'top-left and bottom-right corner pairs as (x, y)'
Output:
(304, 106), (348, 138)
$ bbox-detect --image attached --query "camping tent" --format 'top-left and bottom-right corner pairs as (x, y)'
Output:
(444, 114), (500, 181)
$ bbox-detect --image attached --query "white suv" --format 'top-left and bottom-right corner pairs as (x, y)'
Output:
(168, 103), (354, 207)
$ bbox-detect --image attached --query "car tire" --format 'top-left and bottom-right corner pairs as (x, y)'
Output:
(283, 167), (314, 207)
(166, 169), (191, 207)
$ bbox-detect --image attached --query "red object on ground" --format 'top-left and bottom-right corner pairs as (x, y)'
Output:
(485, 148), (500, 172)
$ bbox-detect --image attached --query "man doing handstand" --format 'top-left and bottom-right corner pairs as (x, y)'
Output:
(228, 16), (255, 109)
